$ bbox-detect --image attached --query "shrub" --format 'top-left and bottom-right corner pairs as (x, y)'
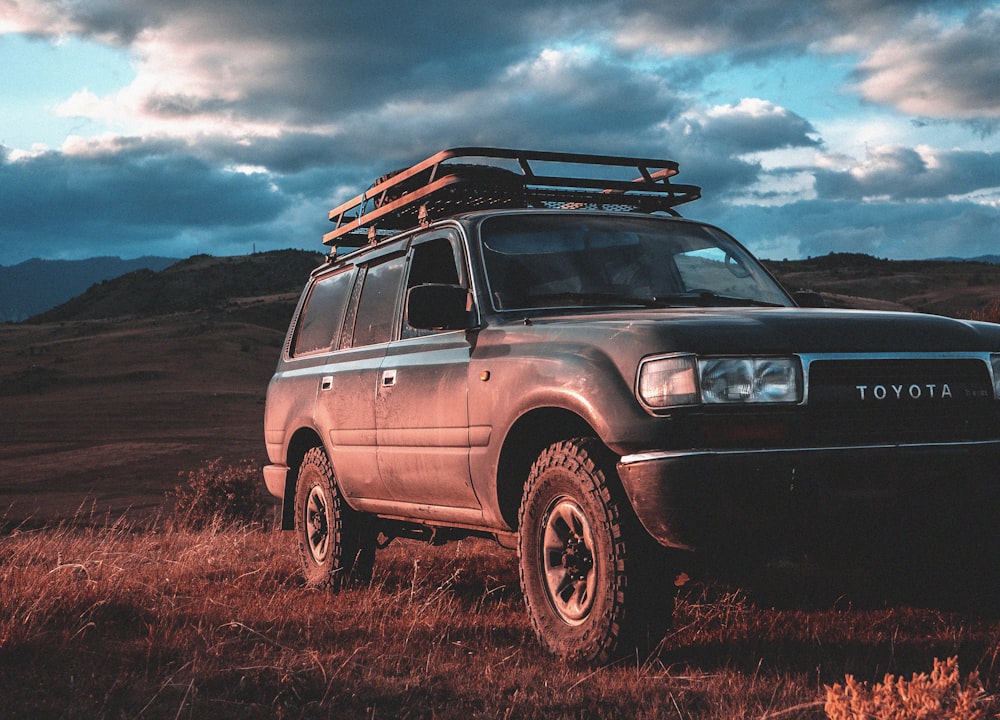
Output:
(824, 656), (988, 720)
(170, 458), (272, 529)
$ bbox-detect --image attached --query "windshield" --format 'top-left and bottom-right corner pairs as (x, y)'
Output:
(479, 214), (792, 311)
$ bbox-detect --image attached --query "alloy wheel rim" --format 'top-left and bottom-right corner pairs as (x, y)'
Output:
(540, 497), (597, 624)
(306, 486), (330, 563)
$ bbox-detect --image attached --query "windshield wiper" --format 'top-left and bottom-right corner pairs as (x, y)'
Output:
(654, 291), (784, 308)
(523, 292), (667, 309)
(520, 290), (784, 310)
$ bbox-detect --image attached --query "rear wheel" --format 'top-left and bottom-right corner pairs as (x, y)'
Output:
(293, 447), (375, 589)
(518, 438), (675, 664)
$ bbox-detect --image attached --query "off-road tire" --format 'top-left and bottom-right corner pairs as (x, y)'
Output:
(293, 447), (375, 589)
(518, 438), (675, 664)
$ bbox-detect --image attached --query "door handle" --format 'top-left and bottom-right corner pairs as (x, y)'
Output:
(381, 369), (397, 387)
(320, 376), (333, 391)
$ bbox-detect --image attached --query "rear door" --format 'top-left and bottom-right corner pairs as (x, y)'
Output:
(313, 246), (407, 502)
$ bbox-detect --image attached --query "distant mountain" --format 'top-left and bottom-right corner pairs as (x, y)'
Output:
(28, 249), (325, 329)
(0, 256), (178, 323)
(935, 255), (1000, 264)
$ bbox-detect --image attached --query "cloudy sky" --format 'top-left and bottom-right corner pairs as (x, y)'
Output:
(1, 0), (998, 265)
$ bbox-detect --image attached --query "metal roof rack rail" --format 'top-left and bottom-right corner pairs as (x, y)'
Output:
(323, 147), (702, 249)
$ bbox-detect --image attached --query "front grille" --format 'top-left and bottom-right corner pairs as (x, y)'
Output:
(803, 358), (999, 445)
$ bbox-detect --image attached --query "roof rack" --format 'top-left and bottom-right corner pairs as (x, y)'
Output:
(323, 147), (702, 248)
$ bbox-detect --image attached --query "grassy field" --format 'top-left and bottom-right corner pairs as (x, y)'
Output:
(3, 258), (999, 718)
(2, 508), (997, 719)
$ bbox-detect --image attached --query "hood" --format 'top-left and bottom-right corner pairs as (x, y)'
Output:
(523, 307), (1000, 356)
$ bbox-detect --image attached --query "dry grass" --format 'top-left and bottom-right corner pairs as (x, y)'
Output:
(825, 656), (988, 720)
(967, 299), (1000, 324)
(2, 514), (999, 720)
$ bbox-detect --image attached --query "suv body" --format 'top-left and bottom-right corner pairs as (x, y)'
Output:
(264, 149), (1000, 662)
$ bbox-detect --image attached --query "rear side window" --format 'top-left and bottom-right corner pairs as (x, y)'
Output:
(349, 254), (407, 347)
(291, 269), (355, 356)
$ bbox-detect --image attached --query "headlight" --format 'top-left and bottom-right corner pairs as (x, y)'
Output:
(700, 358), (801, 404)
(991, 354), (1000, 399)
(637, 355), (802, 410)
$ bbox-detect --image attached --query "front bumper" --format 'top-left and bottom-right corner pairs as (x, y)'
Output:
(617, 440), (1000, 559)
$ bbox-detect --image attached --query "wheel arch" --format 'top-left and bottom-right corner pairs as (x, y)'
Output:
(495, 407), (600, 530)
(280, 426), (325, 530)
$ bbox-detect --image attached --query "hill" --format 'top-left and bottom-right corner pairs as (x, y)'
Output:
(1, 249), (323, 525)
(28, 249), (325, 329)
(0, 256), (178, 323)
(21, 250), (1000, 326)
(763, 253), (1000, 319)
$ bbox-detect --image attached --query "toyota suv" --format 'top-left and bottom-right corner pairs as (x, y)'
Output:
(263, 148), (1000, 663)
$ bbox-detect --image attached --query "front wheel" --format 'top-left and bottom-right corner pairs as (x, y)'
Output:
(293, 447), (375, 589)
(518, 438), (675, 664)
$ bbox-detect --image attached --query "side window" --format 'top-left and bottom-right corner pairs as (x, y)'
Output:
(408, 236), (461, 287)
(291, 268), (355, 356)
(349, 254), (407, 347)
(403, 235), (463, 339)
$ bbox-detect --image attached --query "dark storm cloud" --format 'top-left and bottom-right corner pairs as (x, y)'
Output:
(851, 7), (1000, 120)
(0, 142), (288, 260)
(142, 93), (231, 119)
(608, 0), (1000, 123)
(8, 0), (166, 44)
(19, 0), (998, 124)
(606, 0), (982, 57)
(27, 0), (968, 128)
(199, 132), (347, 175)
(800, 201), (1000, 260)
(619, 101), (823, 201)
(20, 0), (1000, 137)
(188, 44), (695, 176)
(682, 101), (821, 155)
(1, 143), (285, 230)
(608, 0), (831, 57)
(28, 0), (579, 124)
(713, 199), (1000, 261)
(815, 147), (1000, 201)
(3, 0), (998, 264)
(672, 153), (764, 201)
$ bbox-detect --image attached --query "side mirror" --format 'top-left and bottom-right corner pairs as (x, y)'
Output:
(406, 284), (471, 330)
(794, 290), (826, 308)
